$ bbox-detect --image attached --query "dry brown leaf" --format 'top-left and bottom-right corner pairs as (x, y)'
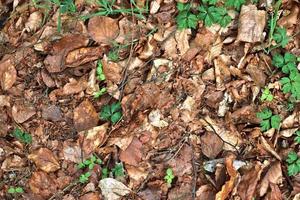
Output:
(278, 5), (299, 28)
(120, 137), (143, 166)
(42, 105), (63, 122)
(168, 184), (193, 200)
(12, 104), (36, 123)
(260, 136), (282, 161)
(259, 161), (282, 197)
(63, 141), (82, 163)
(237, 5), (266, 43)
(246, 64), (266, 87)
(1, 155), (26, 171)
(88, 16), (119, 44)
(24, 11), (42, 33)
(115, 17), (139, 44)
(200, 132), (223, 159)
(102, 57), (122, 84)
(0, 58), (16, 90)
(29, 171), (58, 199)
(126, 165), (148, 189)
(98, 178), (131, 200)
(175, 29), (191, 56)
(265, 183), (282, 200)
(237, 163), (263, 200)
(65, 47), (104, 67)
(150, 0), (162, 14)
(28, 148), (60, 173)
(139, 35), (156, 59)
(148, 109), (168, 128)
(0, 95), (10, 107)
(79, 123), (109, 157)
(196, 185), (216, 200)
(215, 155), (238, 200)
(73, 100), (99, 132)
(79, 192), (101, 200)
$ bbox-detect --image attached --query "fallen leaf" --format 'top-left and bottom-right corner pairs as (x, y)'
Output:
(102, 57), (122, 84)
(215, 154), (238, 200)
(63, 141), (82, 163)
(175, 29), (191, 56)
(237, 5), (266, 43)
(246, 64), (266, 87)
(126, 165), (148, 189)
(120, 137), (143, 166)
(65, 47), (104, 67)
(24, 11), (42, 32)
(148, 109), (168, 128)
(260, 136), (282, 161)
(74, 100), (99, 132)
(265, 183), (282, 200)
(79, 192), (101, 200)
(88, 16), (119, 44)
(259, 161), (282, 197)
(278, 5), (299, 28)
(79, 123), (109, 157)
(0, 58), (16, 90)
(200, 132), (223, 159)
(12, 104), (36, 123)
(237, 163), (263, 200)
(98, 178), (131, 200)
(196, 185), (216, 200)
(42, 105), (63, 122)
(1, 155), (26, 171)
(168, 184), (193, 200)
(29, 171), (58, 198)
(28, 148), (60, 173)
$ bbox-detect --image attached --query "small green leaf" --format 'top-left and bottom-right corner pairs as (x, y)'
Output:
(100, 105), (112, 121)
(287, 151), (298, 164)
(15, 187), (24, 193)
(110, 102), (121, 113)
(256, 108), (272, 120)
(8, 187), (16, 194)
(270, 115), (281, 129)
(111, 112), (122, 124)
(102, 167), (109, 178)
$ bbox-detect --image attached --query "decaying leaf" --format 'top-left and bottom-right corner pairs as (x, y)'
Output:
(237, 5), (266, 43)
(98, 178), (131, 200)
(12, 104), (36, 123)
(29, 171), (58, 198)
(88, 16), (119, 44)
(259, 161), (282, 197)
(28, 148), (60, 173)
(200, 132), (223, 159)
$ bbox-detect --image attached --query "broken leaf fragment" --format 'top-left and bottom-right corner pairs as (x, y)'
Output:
(98, 178), (131, 200)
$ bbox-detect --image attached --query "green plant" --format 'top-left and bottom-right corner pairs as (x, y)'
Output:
(256, 108), (281, 132)
(79, 172), (91, 183)
(164, 168), (175, 186)
(96, 61), (106, 81)
(280, 72), (300, 100)
(294, 131), (300, 144)
(8, 187), (24, 194)
(225, 0), (245, 10)
(272, 52), (298, 74)
(112, 163), (125, 177)
(94, 88), (107, 98)
(100, 102), (122, 124)
(78, 155), (102, 170)
(286, 151), (300, 176)
(266, 0), (282, 53)
(198, 5), (232, 27)
(260, 87), (274, 102)
(108, 49), (120, 62)
(273, 27), (290, 48)
(102, 167), (109, 178)
(176, 3), (198, 29)
(12, 128), (32, 144)
(81, 0), (148, 20)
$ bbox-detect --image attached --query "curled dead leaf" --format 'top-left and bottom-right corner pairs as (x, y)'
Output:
(98, 178), (131, 200)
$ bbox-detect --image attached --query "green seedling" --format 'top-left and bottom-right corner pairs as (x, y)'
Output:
(108, 49), (120, 62)
(102, 167), (109, 179)
(273, 27), (290, 48)
(12, 128), (32, 144)
(225, 0), (245, 10)
(81, 0), (148, 20)
(112, 163), (125, 178)
(100, 102), (122, 124)
(176, 3), (198, 30)
(280, 72), (300, 100)
(294, 131), (300, 144)
(272, 52), (298, 74)
(79, 172), (91, 183)
(96, 61), (106, 81)
(256, 108), (281, 132)
(286, 151), (300, 176)
(260, 87), (274, 102)
(8, 187), (24, 194)
(94, 88), (107, 99)
(78, 155), (102, 170)
(164, 168), (175, 186)
(198, 5), (232, 28)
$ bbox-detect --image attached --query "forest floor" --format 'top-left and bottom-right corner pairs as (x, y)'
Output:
(0, 0), (300, 199)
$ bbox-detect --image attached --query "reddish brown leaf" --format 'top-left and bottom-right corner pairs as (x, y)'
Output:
(29, 171), (58, 198)
(74, 100), (99, 132)
(120, 137), (143, 166)
(28, 148), (60, 173)
(200, 132), (223, 159)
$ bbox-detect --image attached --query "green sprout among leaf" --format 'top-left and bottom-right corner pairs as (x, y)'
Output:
(272, 52), (297, 75)
(78, 155), (102, 170)
(273, 27), (290, 48)
(176, 3), (198, 30)
(112, 163), (125, 178)
(256, 108), (281, 132)
(294, 131), (300, 144)
(280, 72), (300, 100)
(8, 187), (24, 194)
(164, 168), (175, 186)
(12, 128), (32, 144)
(260, 87), (274, 102)
(286, 151), (300, 176)
(94, 88), (107, 99)
(79, 172), (91, 183)
(100, 102), (122, 124)
(96, 61), (106, 81)
(225, 0), (245, 10)
(102, 167), (109, 179)
(198, 5), (232, 28)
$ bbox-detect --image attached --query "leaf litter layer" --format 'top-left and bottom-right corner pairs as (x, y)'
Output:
(0, 0), (300, 199)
